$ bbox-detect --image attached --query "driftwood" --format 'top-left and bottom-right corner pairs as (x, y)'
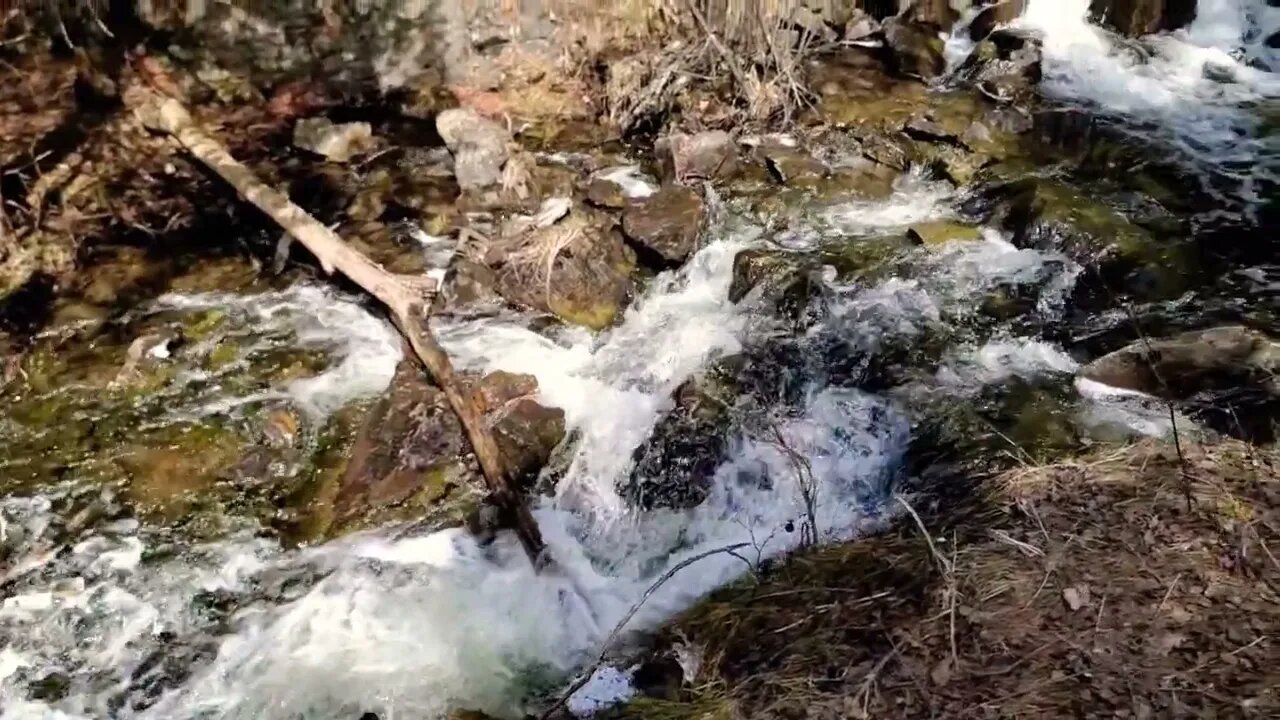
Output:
(125, 87), (548, 566)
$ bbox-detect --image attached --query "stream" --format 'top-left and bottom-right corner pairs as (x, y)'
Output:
(1, 1), (1276, 718)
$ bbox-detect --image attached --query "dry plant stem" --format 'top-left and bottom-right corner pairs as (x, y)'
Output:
(539, 542), (753, 720)
(130, 89), (548, 566)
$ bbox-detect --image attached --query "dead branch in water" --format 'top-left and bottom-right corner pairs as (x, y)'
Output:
(539, 542), (754, 720)
(124, 86), (548, 566)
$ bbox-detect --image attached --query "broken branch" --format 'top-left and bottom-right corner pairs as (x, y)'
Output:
(126, 87), (548, 566)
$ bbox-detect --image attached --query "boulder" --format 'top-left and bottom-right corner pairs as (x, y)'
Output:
(621, 371), (736, 510)
(754, 139), (829, 186)
(969, 0), (1028, 41)
(292, 118), (375, 162)
(331, 364), (565, 531)
(1089, 0), (1198, 36)
(332, 363), (473, 530)
(655, 131), (739, 183)
(1081, 327), (1280, 400)
(488, 206), (636, 330)
(882, 18), (948, 80)
(954, 28), (1043, 103)
(490, 398), (566, 484)
(904, 0), (962, 30)
(622, 185), (707, 266)
(436, 108), (511, 192)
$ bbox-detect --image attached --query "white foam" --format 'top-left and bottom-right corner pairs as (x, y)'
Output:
(937, 337), (1080, 388)
(595, 166), (658, 199)
(155, 285), (402, 418)
(2, 191), (946, 720)
(1017, 0), (1279, 214)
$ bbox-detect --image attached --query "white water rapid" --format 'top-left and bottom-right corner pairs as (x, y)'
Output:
(1016, 0), (1279, 216)
(2, 2), (1276, 718)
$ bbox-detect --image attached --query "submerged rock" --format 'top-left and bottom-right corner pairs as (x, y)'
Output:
(1089, 0), (1198, 37)
(622, 185), (706, 266)
(754, 139), (829, 186)
(292, 118), (375, 162)
(907, 221), (984, 247)
(436, 108), (511, 192)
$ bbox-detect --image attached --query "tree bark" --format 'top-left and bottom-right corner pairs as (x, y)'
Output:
(125, 86), (548, 566)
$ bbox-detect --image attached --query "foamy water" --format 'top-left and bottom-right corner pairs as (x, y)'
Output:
(1018, 0), (1279, 216)
(4, 3), (1274, 716)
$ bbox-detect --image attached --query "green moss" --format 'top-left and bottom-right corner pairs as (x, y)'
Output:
(549, 298), (620, 331)
(907, 220), (983, 247)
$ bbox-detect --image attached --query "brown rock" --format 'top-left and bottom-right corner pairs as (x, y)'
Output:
(883, 18), (947, 80)
(656, 131), (738, 183)
(1089, 0), (1198, 36)
(292, 117), (374, 162)
(436, 108), (511, 191)
(1080, 326), (1280, 400)
(969, 0), (1028, 41)
(622, 186), (706, 266)
(490, 397), (565, 484)
(756, 140), (828, 186)
(488, 207), (636, 330)
(474, 370), (539, 412)
(334, 363), (469, 525)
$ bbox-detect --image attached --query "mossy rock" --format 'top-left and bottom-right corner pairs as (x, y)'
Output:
(907, 221), (984, 247)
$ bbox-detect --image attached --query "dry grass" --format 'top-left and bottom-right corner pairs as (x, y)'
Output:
(611, 438), (1280, 718)
(553, 0), (828, 132)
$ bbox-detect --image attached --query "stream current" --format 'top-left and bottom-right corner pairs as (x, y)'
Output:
(1, 2), (1276, 718)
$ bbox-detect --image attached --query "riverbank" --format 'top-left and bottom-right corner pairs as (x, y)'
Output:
(610, 438), (1280, 718)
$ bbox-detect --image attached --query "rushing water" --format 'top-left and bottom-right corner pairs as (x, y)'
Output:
(2, 2), (1278, 718)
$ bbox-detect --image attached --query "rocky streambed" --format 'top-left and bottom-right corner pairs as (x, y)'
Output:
(1, 1), (1278, 718)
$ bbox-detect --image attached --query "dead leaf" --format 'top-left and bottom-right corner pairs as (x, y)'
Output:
(1063, 585), (1091, 611)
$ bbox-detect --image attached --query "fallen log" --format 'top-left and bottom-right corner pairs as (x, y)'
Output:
(124, 86), (548, 566)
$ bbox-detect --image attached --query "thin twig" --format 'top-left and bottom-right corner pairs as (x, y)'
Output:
(539, 542), (753, 720)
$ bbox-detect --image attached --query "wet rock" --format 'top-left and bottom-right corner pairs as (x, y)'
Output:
(955, 28), (1043, 103)
(1081, 327), (1280, 400)
(754, 139), (829, 186)
(622, 186), (706, 266)
(491, 397), (566, 484)
(586, 177), (628, 209)
(988, 178), (1154, 261)
(436, 108), (511, 192)
(882, 18), (948, 80)
(622, 371), (735, 510)
(474, 370), (539, 412)
(488, 205), (636, 329)
(656, 131), (739, 183)
(969, 0), (1028, 41)
(905, 0), (963, 30)
(332, 363), (474, 532)
(729, 248), (825, 324)
(292, 118), (375, 163)
(907, 221), (984, 247)
(1089, 0), (1198, 36)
